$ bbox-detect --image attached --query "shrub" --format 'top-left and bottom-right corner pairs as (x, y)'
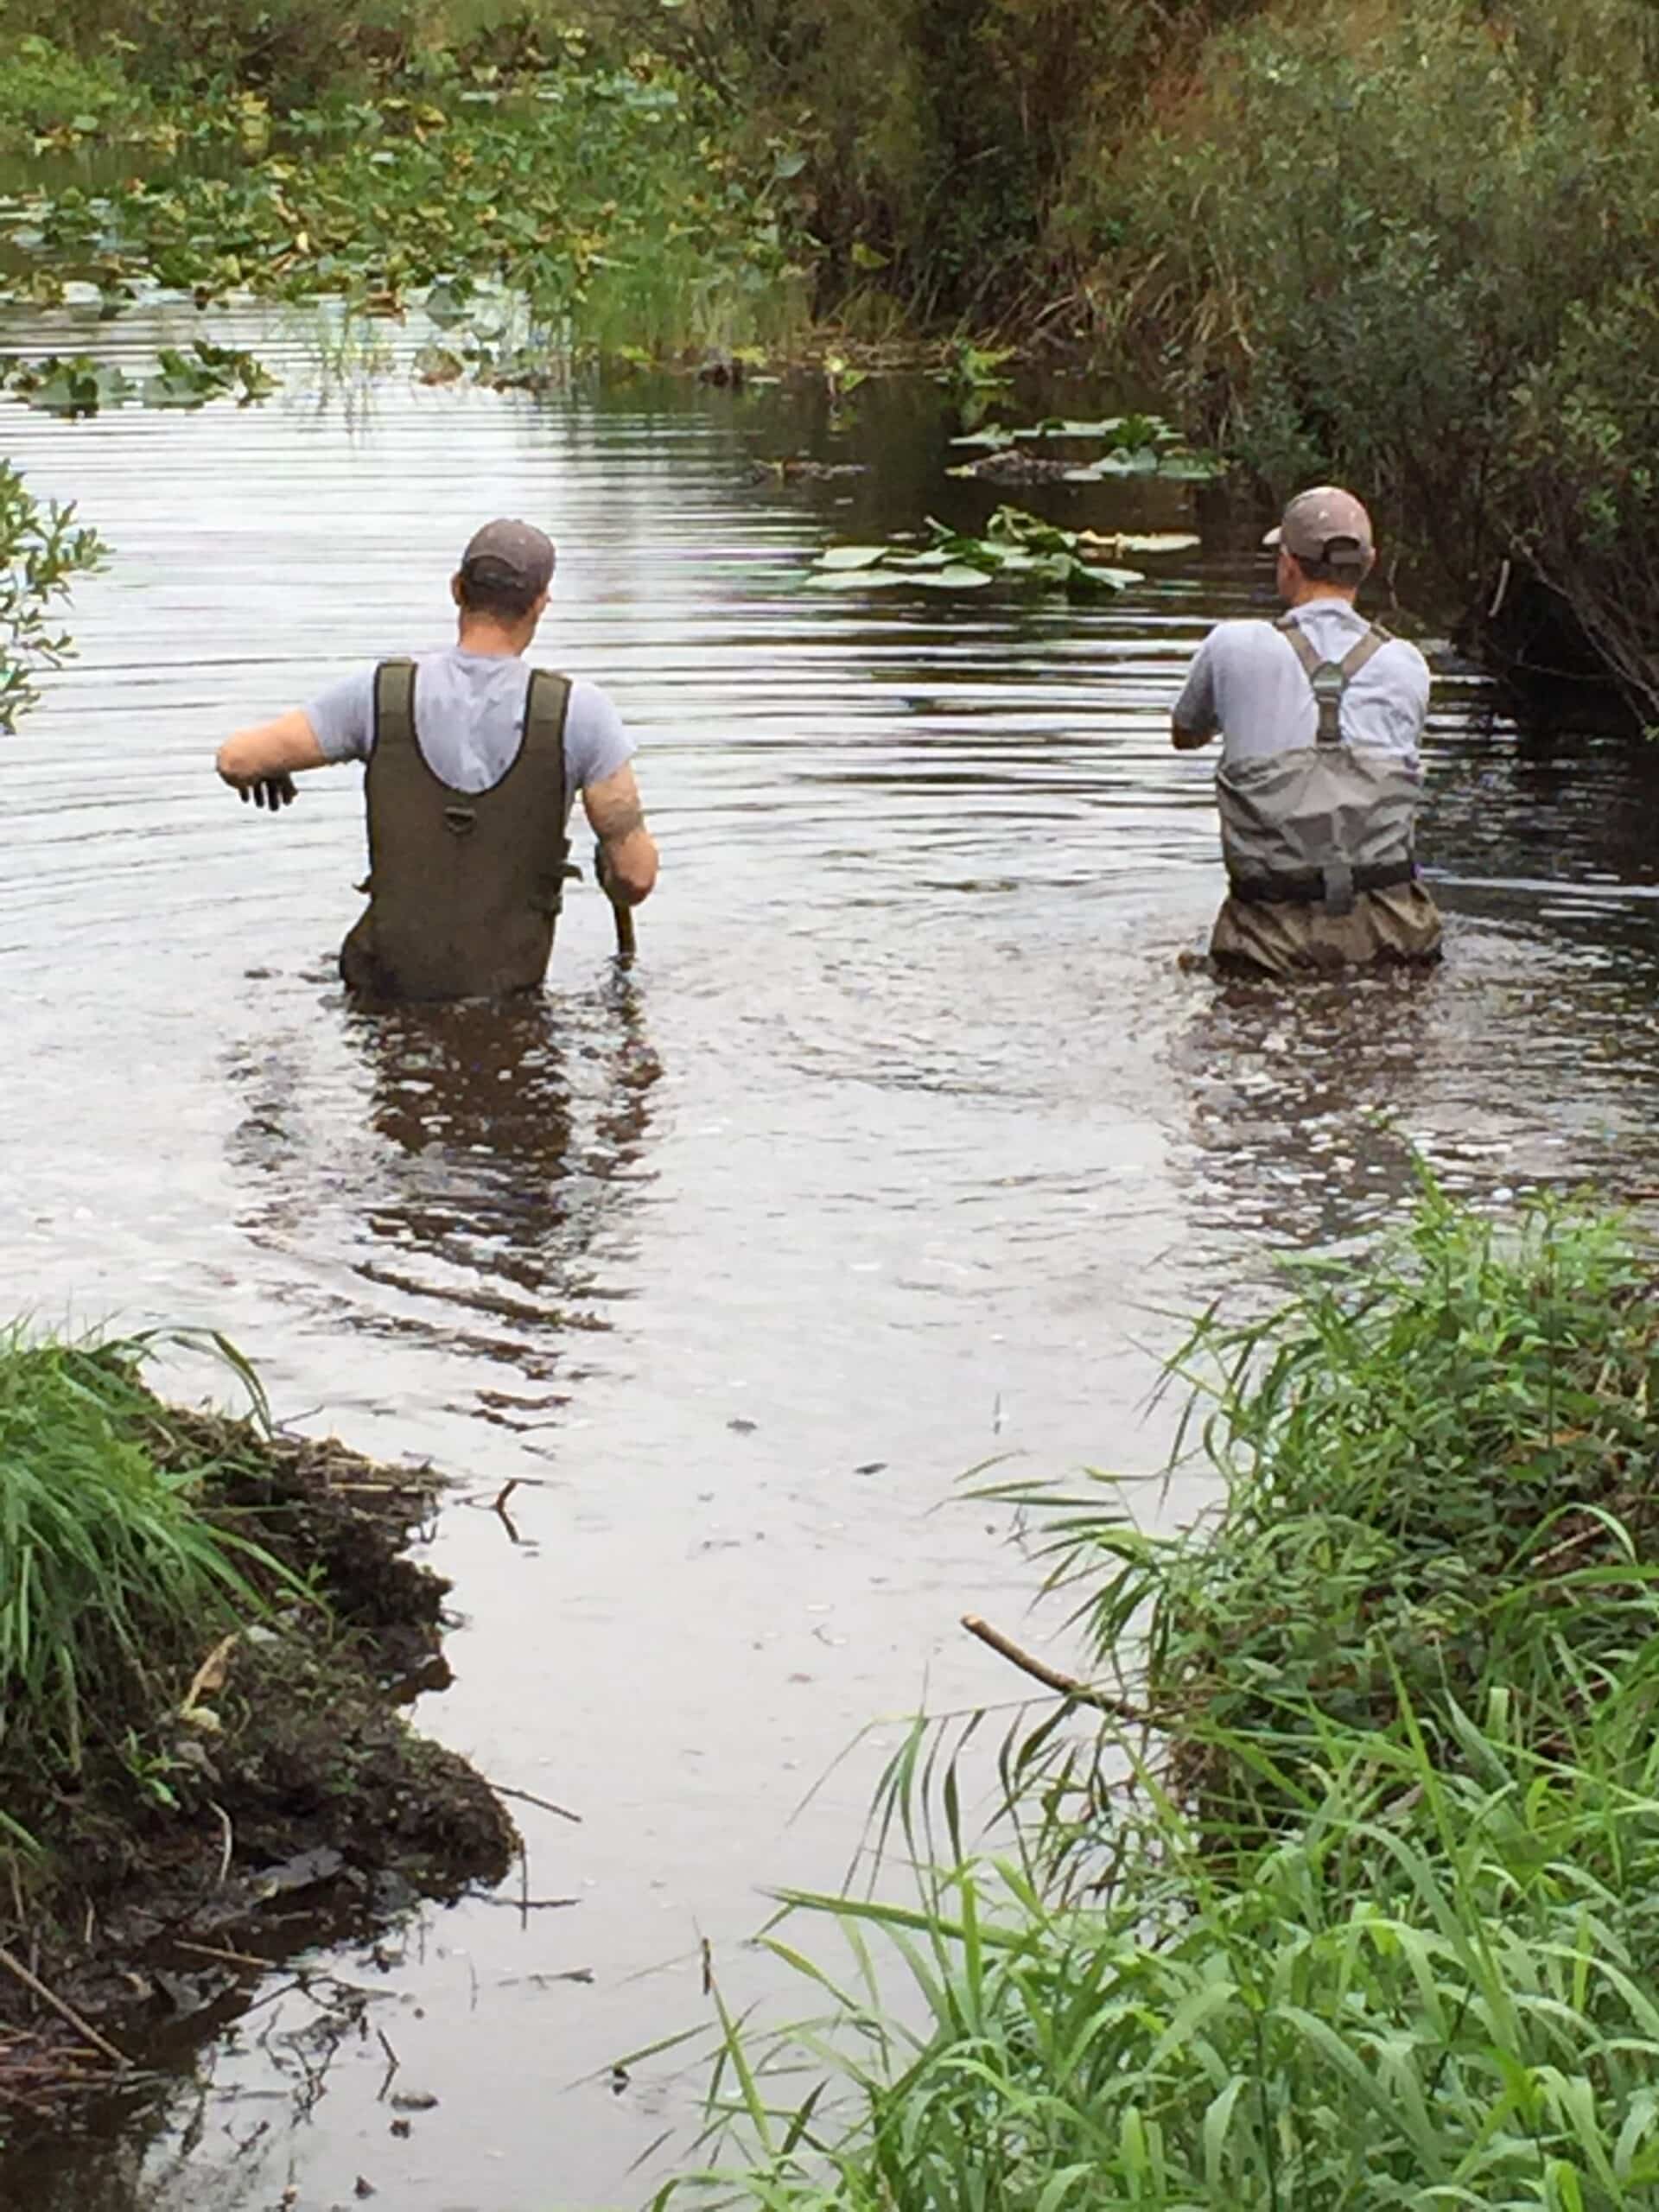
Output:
(0, 461), (106, 734)
(0, 32), (139, 144)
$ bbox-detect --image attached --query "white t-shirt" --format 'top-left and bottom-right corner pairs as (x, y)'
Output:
(1173, 601), (1429, 767)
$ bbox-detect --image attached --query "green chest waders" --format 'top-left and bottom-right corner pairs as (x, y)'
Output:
(339, 659), (572, 1003)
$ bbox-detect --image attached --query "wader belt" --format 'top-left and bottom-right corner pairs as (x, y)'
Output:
(1228, 857), (1417, 907)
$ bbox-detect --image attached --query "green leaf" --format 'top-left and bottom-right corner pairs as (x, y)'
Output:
(817, 545), (889, 570)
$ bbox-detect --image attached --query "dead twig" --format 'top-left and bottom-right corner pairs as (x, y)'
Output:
(175, 1939), (270, 1973)
(960, 1615), (1155, 1728)
(0, 1944), (130, 2069)
(211, 1802), (235, 1885)
(488, 1782), (582, 1826)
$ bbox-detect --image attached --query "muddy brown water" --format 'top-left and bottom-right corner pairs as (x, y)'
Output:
(5, 300), (1659, 2211)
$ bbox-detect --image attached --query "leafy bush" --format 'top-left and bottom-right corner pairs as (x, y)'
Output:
(1088, 0), (1659, 721)
(0, 32), (140, 146)
(588, 0), (1260, 317)
(0, 461), (106, 733)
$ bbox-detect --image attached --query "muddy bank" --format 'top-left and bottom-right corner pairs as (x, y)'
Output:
(0, 1369), (517, 2145)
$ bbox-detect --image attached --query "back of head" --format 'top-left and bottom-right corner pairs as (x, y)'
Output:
(1264, 486), (1375, 587)
(457, 518), (557, 621)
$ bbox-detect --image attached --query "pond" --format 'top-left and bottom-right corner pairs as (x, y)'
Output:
(4, 300), (1659, 2210)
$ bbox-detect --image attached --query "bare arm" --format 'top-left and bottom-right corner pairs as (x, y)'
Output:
(1171, 718), (1214, 752)
(216, 709), (330, 810)
(582, 763), (658, 906)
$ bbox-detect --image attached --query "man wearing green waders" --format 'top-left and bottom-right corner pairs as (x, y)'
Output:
(1171, 486), (1442, 977)
(215, 518), (658, 1001)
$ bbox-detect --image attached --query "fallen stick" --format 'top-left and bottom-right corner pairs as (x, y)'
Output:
(960, 1616), (1154, 1728)
(489, 1782), (582, 1826)
(0, 1945), (130, 2069)
(175, 1939), (270, 1973)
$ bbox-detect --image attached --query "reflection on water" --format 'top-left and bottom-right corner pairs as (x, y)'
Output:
(4, 320), (1659, 2209)
(224, 988), (661, 1407)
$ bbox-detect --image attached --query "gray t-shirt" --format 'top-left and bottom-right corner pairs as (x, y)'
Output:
(305, 648), (634, 800)
(1173, 601), (1430, 768)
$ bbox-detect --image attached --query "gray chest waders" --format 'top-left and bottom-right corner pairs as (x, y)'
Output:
(1216, 617), (1421, 918)
(339, 660), (573, 1003)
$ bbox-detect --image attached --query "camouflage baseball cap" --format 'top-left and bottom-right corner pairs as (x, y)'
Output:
(1263, 486), (1374, 575)
(458, 518), (556, 597)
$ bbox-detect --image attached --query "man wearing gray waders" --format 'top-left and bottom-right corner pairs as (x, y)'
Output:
(1171, 486), (1441, 978)
(214, 518), (658, 1001)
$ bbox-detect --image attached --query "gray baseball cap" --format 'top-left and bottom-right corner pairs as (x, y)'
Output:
(1263, 486), (1374, 575)
(458, 518), (556, 597)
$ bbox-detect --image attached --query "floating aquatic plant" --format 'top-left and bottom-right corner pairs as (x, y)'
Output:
(809, 505), (1197, 595)
(4, 344), (278, 416)
(948, 410), (1223, 481)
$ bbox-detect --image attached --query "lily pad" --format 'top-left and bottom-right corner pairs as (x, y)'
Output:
(817, 544), (889, 570)
(1078, 531), (1202, 555)
(806, 505), (1154, 598)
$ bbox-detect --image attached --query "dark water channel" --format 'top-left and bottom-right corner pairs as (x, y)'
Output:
(4, 300), (1659, 2210)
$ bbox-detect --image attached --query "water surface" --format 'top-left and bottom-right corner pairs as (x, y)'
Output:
(3, 305), (1659, 2209)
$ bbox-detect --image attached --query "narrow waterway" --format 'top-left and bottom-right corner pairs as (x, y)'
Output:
(4, 303), (1659, 2210)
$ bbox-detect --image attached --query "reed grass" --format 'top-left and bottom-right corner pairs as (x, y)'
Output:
(658, 1181), (1659, 2209)
(0, 1330), (282, 1842)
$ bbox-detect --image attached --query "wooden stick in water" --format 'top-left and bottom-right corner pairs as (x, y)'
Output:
(0, 1944), (130, 2069)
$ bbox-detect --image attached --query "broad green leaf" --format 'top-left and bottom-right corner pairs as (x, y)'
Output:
(817, 545), (889, 570)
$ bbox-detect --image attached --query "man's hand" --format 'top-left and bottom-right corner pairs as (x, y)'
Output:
(217, 709), (328, 808)
(226, 772), (298, 810)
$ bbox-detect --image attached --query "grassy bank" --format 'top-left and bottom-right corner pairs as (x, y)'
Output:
(0, 1331), (514, 2137)
(659, 1184), (1659, 2206)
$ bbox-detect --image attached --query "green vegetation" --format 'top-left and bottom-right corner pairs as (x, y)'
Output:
(7, 1), (1651, 714)
(0, 462), (106, 734)
(1092, 0), (1659, 725)
(810, 508), (1199, 596)
(0, 1332), (286, 1859)
(0, 31), (142, 145)
(0, 34), (810, 359)
(946, 412), (1222, 482)
(660, 1185), (1659, 2208)
(4, 343), (278, 415)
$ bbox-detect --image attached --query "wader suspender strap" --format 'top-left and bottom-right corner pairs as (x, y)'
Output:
(1274, 617), (1395, 917)
(374, 658), (418, 753)
(1276, 615), (1392, 744)
(523, 669), (572, 909)
(522, 667), (570, 829)
(359, 658), (419, 888)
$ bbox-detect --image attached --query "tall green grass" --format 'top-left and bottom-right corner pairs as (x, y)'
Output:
(0, 1332), (278, 1839)
(658, 1184), (1659, 2209)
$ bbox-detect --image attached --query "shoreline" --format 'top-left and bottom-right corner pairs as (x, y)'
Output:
(0, 1351), (518, 2148)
